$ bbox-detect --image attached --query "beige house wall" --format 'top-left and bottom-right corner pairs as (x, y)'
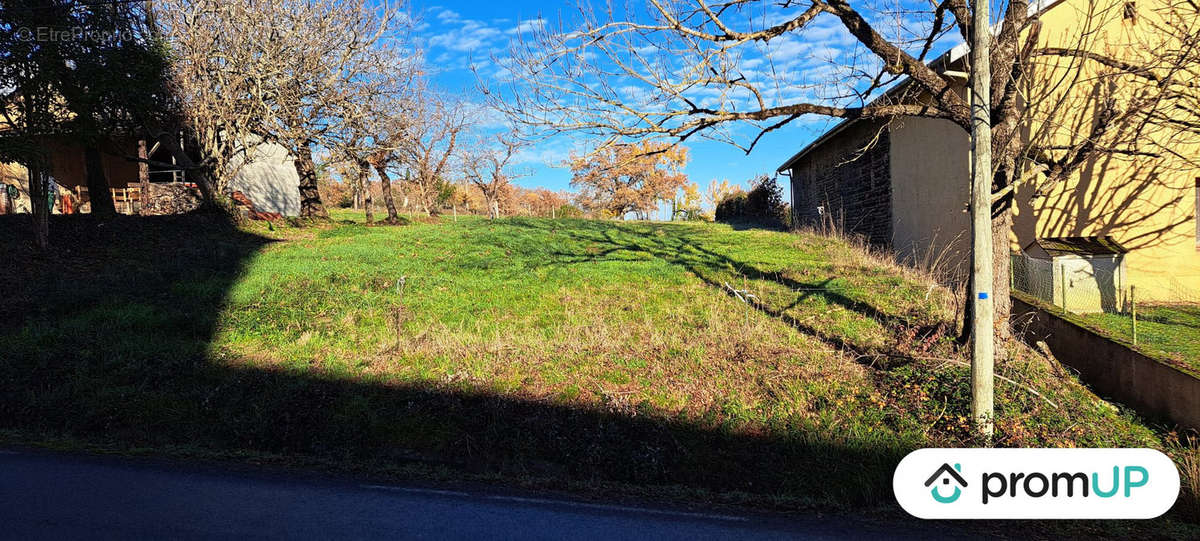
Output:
(888, 116), (971, 279)
(781, 0), (1197, 301)
(1008, 0), (1200, 301)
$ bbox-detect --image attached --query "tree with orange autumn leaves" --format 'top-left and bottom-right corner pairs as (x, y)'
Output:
(569, 142), (688, 220)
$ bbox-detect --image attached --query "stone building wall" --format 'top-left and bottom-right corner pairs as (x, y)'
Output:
(788, 120), (893, 247)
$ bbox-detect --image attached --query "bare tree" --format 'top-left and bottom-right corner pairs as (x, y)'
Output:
(490, 0), (1200, 333)
(255, 0), (405, 219)
(364, 109), (413, 224)
(391, 90), (470, 216)
(154, 0), (275, 210)
(157, 0), (408, 218)
(326, 53), (421, 226)
(462, 130), (529, 219)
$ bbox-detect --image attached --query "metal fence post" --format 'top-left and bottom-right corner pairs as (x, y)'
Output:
(1060, 263), (1067, 314)
(1131, 285), (1138, 345)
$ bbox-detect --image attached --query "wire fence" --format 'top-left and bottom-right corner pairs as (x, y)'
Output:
(1011, 254), (1143, 344)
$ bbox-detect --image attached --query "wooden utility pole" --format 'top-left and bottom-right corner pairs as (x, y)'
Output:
(138, 139), (151, 215)
(969, 0), (995, 439)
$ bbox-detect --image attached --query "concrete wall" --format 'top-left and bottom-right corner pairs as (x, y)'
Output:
(887, 116), (971, 277)
(1012, 294), (1200, 430)
(788, 120), (893, 246)
(228, 142), (301, 217)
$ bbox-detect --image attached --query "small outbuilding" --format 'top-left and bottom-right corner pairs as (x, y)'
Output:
(1015, 236), (1129, 314)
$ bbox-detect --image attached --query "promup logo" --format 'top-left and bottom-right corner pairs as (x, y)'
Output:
(894, 448), (1179, 519)
(925, 463), (967, 503)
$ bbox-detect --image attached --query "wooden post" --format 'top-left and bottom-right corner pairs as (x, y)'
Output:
(968, 0), (995, 439)
(138, 139), (151, 215)
(1131, 285), (1138, 345)
(1060, 264), (1067, 314)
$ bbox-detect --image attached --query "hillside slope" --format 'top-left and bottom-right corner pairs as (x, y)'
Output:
(0, 213), (1193, 532)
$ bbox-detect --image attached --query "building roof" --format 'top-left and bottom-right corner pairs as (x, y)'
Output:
(775, 0), (1065, 173)
(1025, 236), (1129, 258)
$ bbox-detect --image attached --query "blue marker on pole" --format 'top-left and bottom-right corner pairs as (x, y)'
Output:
(978, 292), (989, 300)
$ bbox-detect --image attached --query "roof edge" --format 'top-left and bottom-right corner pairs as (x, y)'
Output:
(776, 0), (1067, 173)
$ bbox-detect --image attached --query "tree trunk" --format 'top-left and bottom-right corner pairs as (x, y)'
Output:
(27, 163), (50, 251)
(357, 161), (374, 225)
(992, 207), (1013, 341)
(353, 173), (362, 210)
(294, 144), (327, 219)
(374, 163), (399, 223)
(137, 139), (151, 216)
(959, 209), (1013, 347)
(84, 146), (116, 217)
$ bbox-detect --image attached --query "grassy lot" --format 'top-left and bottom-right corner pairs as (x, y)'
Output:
(1078, 304), (1200, 373)
(1, 210), (1197, 533)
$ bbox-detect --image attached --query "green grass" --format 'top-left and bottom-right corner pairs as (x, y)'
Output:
(1, 211), (1197, 534)
(1078, 304), (1200, 372)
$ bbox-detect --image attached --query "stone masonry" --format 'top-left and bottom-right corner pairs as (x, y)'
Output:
(789, 120), (893, 247)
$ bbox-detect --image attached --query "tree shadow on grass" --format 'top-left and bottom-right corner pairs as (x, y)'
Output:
(494, 218), (948, 366)
(1139, 310), (1200, 330)
(0, 213), (919, 512)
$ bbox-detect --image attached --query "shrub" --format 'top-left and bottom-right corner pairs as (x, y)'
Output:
(556, 204), (584, 218)
(715, 175), (788, 227)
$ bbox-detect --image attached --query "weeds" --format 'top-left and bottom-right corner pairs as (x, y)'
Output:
(0, 212), (1195, 533)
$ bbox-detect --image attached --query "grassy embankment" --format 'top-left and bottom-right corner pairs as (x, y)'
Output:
(1077, 304), (1200, 373)
(0, 209), (1196, 534)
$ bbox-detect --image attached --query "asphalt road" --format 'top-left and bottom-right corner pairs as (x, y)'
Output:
(0, 449), (963, 540)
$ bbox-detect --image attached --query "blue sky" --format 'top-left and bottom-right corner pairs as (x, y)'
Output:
(415, 0), (960, 204)
(416, 0), (860, 199)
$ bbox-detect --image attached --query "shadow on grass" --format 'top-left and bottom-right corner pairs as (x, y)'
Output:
(0, 213), (910, 508)
(1139, 310), (1200, 330)
(494, 217), (947, 366)
(714, 218), (788, 232)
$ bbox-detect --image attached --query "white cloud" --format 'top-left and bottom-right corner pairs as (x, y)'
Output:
(434, 8), (461, 23)
(507, 18), (546, 35)
(429, 19), (504, 52)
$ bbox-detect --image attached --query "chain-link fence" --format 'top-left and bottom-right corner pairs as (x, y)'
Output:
(1011, 253), (1144, 343)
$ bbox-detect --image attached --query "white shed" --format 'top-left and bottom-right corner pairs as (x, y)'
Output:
(1018, 236), (1129, 314)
